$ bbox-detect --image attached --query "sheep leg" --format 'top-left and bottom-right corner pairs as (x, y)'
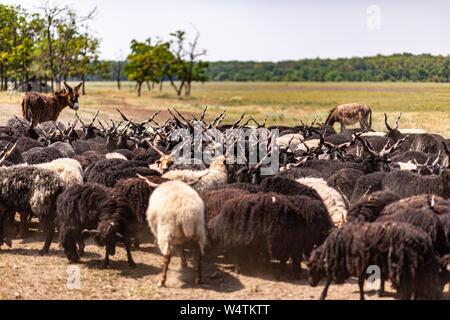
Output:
(320, 279), (331, 300)
(0, 211), (12, 248)
(276, 258), (287, 280)
(103, 248), (110, 268)
(39, 220), (55, 255)
(292, 256), (302, 280)
(194, 241), (202, 285)
(358, 276), (365, 300)
(123, 233), (136, 268)
(18, 211), (29, 238)
(180, 248), (188, 269)
(378, 279), (385, 297)
(133, 237), (140, 250)
(158, 249), (171, 287)
(77, 240), (85, 256)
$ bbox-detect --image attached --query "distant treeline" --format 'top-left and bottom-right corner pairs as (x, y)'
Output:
(203, 54), (450, 82)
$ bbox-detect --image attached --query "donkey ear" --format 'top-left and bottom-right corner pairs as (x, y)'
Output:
(63, 81), (72, 93)
(75, 82), (83, 92)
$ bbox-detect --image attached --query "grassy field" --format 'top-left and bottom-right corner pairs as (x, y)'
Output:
(1, 81), (449, 137)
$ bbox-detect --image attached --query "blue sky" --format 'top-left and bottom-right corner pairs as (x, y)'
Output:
(4, 0), (450, 61)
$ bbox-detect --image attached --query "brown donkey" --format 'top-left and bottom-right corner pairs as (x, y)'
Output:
(21, 81), (83, 127)
(325, 102), (372, 132)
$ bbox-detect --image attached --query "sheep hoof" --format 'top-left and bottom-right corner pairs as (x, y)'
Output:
(157, 281), (165, 288)
(39, 249), (47, 256)
(194, 278), (201, 285)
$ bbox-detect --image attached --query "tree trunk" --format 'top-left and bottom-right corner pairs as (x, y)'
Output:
(82, 74), (86, 95)
(159, 80), (163, 91)
(146, 81), (151, 91)
(185, 81), (191, 96)
(137, 82), (142, 97)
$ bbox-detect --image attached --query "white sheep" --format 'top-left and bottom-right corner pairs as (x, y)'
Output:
(294, 139), (322, 152)
(277, 133), (304, 149)
(361, 131), (387, 137)
(105, 152), (128, 161)
(35, 158), (83, 187)
(297, 177), (348, 227)
(162, 155), (228, 192)
(15, 158), (83, 187)
(139, 177), (206, 287)
(399, 129), (427, 134)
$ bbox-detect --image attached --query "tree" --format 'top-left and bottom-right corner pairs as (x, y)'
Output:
(69, 24), (105, 95)
(183, 28), (208, 96)
(167, 29), (209, 96)
(123, 39), (153, 97)
(37, 0), (97, 91)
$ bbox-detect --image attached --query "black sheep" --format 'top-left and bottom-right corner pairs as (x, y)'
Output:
(56, 183), (136, 267)
(377, 208), (448, 255)
(74, 150), (105, 171)
(22, 146), (63, 164)
(381, 194), (450, 216)
(112, 176), (169, 247)
(346, 191), (400, 223)
(259, 176), (322, 201)
(200, 188), (251, 224)
(306, 221), (443, 300)
(208, 192), (332, 279)
(327, 168), (364, 201)
(0, 166), (65, 254)
(277, 167), (324, 180)
(14, 137), (43, 153)
(84, 158), (159, 187)
(350, 171), (387, 203)
(439, 214), (450, 254)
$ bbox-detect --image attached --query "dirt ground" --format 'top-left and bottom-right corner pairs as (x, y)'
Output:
(1, 216), (449, 301)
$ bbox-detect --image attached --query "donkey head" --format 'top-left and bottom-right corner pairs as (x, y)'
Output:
(60, 81), (83, 111)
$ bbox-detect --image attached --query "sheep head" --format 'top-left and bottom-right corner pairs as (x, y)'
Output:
(209, 155), (227, 171)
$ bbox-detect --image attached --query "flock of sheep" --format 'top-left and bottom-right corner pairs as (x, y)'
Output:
(0, 107), (449, 299)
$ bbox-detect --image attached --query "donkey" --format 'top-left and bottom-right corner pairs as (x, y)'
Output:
(324, 102), (372, 132)
(21, 81), (83, 127)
